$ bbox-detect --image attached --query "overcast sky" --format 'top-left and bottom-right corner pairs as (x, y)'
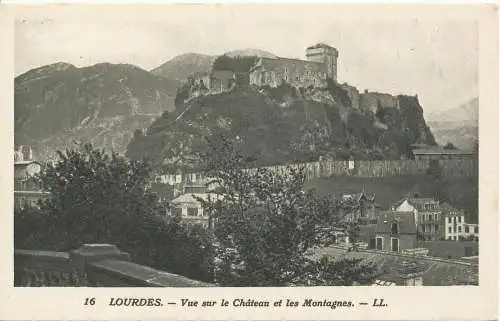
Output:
(15, 6), (478, 116)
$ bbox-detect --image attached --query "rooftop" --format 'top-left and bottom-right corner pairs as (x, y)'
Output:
(315, 247), (478, 285)
(250, 56), (324, 72)
(376, 211), (417, 234)
(412, 147), (476, 155)
(306, 43), (338, 51)
(171, 193), (221, 205)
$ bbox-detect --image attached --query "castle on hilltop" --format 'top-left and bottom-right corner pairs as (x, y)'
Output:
(249, 43), (338, 89)
(184, 43), (339, 102)
(183, 43), (407, 113)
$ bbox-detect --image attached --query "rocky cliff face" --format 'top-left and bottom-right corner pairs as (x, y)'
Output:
(15, 62), (178, 160)
(126, 79), (436, 169)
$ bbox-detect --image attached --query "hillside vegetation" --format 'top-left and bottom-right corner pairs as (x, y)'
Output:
(126, 79), (436, 168)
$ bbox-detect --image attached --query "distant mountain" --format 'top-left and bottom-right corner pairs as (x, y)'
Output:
(150, 53), (217, 82)
(427, 97), (478, 149)
(15, 62), (177, 161)
(224, 49), (277, 59)
(150, 49), (278, 81)
(428, 97), (478, 124)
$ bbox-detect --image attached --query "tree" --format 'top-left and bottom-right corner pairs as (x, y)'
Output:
(443, 142), (457, 149)
(197, 134), (377, 286)
(14, 143), (214, 282)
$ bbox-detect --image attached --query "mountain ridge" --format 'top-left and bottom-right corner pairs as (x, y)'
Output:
(15, 62), (178, 160)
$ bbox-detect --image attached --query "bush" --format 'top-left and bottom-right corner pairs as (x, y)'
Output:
(14, 143), (214, 282)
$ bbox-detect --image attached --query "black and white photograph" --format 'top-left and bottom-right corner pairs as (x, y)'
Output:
(11, 4), (487, 292)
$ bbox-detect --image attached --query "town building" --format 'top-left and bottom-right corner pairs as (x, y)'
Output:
(462, 223), (479, 241)
(373, 211), (417, 252)
(170, 193), (221, 228)
(14, 157), (49, 210)
(441, 202), (466, 241)
(340, 192), (380, 223)
(392, 197), (442, 241)
(411, 147), (477, 161)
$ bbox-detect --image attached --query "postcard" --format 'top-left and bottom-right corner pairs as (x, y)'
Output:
(0, 3), (498, 320)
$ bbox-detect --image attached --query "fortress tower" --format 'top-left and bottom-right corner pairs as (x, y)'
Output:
(305, 43), (339, 82)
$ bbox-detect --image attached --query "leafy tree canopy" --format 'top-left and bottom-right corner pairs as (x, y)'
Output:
(14, 143), (214, 282)
(443, 142), (458, 149)
(196, 135), (377, 286)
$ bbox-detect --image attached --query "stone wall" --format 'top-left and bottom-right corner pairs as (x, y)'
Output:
(245, 159), (478, 179)
(249, 57), (328, 89)
(359, 91), (399, 113)
(162, 158), (478, 198)
(340, 83), (360, 109)
(15, 244), (213, 287)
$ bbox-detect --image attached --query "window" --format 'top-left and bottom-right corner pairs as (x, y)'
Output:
(453, 227), (457, 233)
(391, 238), (399, 252)
(453, 217), (456, 223)
(295, 74), (300, 81)
(458, 217), (462, 223)
(376, 237), (383, 250)
(458, 226), (462, 233)
(448, 217), (452, 223)
(448, 227), (452, 233)
(435, 224), (439, 232)
(453, 236), (457, 240)
(465, 226), (470, 233)
(474, 227), (479, 234)
(187, 207), (198, 216)
(391, 223), (398, 234)
(172, 207), (182, 216)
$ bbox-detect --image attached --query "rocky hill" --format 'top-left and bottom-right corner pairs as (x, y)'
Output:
(126, 80), (436, 169)
(150, 53), (217, 82)
(15, 62), (178, 160)
(427, 97), (478, 149)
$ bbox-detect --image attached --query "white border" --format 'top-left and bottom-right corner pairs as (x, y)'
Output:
(0, 3), (497, 320)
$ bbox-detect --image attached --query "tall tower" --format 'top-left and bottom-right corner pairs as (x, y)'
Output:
(306, 43), (339, 82)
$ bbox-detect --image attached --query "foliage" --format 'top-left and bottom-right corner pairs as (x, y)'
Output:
(14, 143), (214, 282)
(127, 86), (438, 166)
(196, 135), (377, 286)
(212, 55), (259, 73)
(443, 142), (458, 149)
(326, 78), (352, 108)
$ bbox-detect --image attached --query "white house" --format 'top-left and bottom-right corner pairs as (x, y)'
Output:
(170, 193), (221, 228)
(392, 197), (442, 241)
(462, 223), (479, 240)
(441, 202), (465, 241)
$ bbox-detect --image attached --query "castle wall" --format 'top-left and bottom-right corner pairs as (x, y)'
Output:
(162, 159), (478, 189)
(360, 92), (399, 113)
(249, 58), (328, 89)
(340, 83), (360, 109)
(305, 46), (338, 81)
(186, 71), (237, 101)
